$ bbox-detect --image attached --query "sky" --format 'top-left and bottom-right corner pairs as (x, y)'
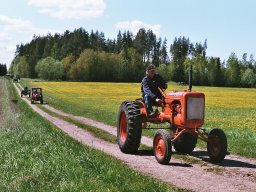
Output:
(1, 0), (256, 69)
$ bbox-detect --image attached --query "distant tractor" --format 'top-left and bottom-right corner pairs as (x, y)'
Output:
(21, 86), (31, 97)
(117, 65), (227, 165)
(31, 88), (43, 104)
(13, 75), (19, 83)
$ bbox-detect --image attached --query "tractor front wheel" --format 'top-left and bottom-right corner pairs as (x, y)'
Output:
(117, 101), (142, 154)
(207, 128), (227, 163)
(153, 129), (172, 165)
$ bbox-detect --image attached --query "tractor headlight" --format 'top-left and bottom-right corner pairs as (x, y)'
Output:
(187, 97), (204, 120)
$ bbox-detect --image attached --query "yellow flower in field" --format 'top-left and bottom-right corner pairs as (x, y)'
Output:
(30, 81), (256, 131)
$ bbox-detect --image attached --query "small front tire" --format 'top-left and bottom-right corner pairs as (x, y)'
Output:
(207, 128), (227, 163)
(153, 129), (172, 165)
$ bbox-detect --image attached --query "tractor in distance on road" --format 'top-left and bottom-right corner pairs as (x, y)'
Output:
(21, 86), (31, 98)
(13, 75), (20, 83)
(117, 65), (227, 165)
(31, 88), (43, 104)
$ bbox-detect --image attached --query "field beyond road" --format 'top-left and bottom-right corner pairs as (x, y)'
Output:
(22, 80), (256, 158)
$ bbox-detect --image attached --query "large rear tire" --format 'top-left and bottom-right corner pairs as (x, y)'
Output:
(153, 129), (172, 165)
(174, 133), (197, 154)
(117, 101), (142, 154)
(207, 128), (227, 163)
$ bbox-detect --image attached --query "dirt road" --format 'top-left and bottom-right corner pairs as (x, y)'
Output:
(14, 82), (256, 192)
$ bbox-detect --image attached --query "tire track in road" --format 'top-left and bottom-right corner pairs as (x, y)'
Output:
(13, 82), (256, 192)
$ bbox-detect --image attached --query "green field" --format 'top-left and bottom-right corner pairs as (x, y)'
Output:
(0, 78), (186, 191)
(21, 79), (256, 158)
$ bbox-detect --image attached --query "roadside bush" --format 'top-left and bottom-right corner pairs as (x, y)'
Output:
(35, 57), (64, 80)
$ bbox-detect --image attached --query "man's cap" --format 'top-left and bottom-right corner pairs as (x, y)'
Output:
(146, 64), (156, 71)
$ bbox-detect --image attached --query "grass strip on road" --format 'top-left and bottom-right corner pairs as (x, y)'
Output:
(38, 104), (117, 144)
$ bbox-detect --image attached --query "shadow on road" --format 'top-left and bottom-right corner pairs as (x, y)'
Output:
(168, 162), (193, 167)
(137, 149), (154, 156)
(191, 150), (256, 168)
(137, 149), (193, 167)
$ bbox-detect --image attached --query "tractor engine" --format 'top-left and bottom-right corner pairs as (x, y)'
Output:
(161, 91), (205, 129)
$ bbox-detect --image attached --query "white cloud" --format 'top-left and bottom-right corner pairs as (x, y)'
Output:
(0, 44), (16, 66)
(0, 44), (16, 53)
(28, 0), (106, 19)
(0, 14), (62, 67)
(115, 20), (161, 36)
(0, 33), (12, 41)
(0, 14), (35, 32)
(0, 14), (61, 36)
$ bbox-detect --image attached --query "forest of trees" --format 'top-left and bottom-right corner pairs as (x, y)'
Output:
(0, 63), (7, 76)
(8, 27), (256, 87)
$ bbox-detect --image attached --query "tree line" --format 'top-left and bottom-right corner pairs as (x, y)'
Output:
(9, 27), (256, 87)
(0, 63), (7, 76)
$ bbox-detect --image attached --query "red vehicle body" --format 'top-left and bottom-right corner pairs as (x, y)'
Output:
(31, 88), (43, 104)
(139, 90), (205, 128)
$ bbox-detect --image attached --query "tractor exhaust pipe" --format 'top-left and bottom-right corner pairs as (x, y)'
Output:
(188, 60), (193, 92)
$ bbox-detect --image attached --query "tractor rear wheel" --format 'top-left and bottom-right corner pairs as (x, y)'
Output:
(153, 129), (172, 165)
(174, 133), (197, 154)
(207, 128), (227, 163)
(117, 101), (142, 154)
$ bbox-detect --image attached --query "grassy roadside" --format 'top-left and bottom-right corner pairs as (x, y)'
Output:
(0, 78), (19, 130)
(1, 78), (187, 191)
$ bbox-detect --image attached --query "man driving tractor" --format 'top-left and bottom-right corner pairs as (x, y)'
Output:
(141, 64), (168, 117)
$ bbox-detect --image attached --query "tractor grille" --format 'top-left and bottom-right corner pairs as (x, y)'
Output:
(186, 97), (204, 120)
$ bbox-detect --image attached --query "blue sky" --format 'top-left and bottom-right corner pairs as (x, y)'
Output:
(1, 0), (256, 69)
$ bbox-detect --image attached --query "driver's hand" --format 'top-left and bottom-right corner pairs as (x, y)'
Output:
(156, 98), (162, 104)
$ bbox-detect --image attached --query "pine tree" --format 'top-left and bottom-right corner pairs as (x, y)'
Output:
(170, 36), (190, 82)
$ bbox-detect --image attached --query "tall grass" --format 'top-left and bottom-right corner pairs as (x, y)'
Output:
(1, 79), (185, 191)
(0, 78), (19, 130)
(21, 79), (256, 158)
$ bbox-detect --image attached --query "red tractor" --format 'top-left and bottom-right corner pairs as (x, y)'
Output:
(117, 67), (227, 165)
(31, 88), (43, 104)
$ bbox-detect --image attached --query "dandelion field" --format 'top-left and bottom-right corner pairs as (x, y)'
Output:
(23, 80), (256, 158)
